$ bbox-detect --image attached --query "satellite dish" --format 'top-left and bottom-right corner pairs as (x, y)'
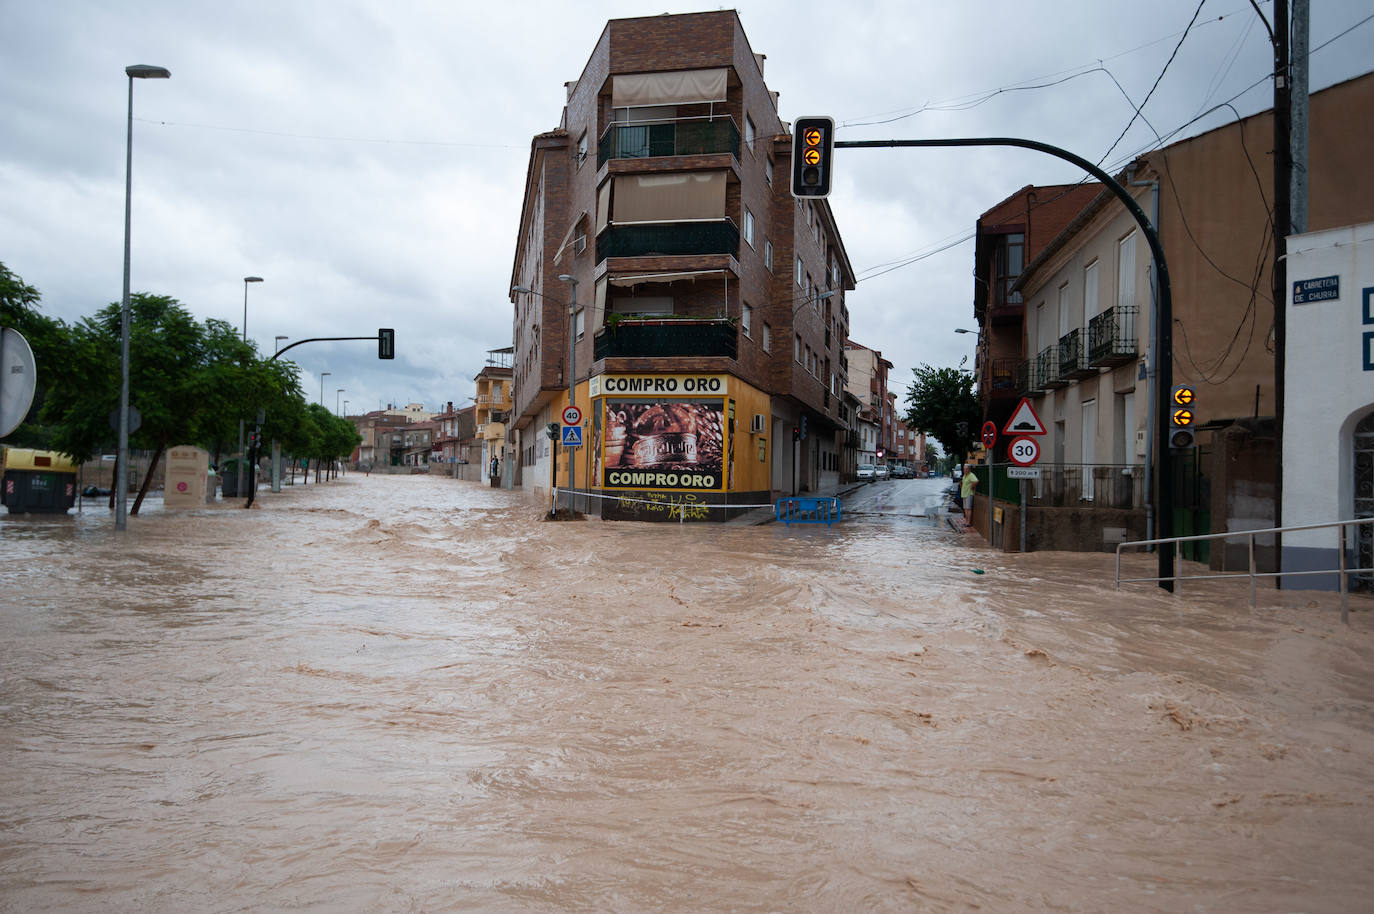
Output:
(0, 328), (38, 438)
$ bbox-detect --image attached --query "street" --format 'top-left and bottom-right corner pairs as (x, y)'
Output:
(2, 475), (1372, 912)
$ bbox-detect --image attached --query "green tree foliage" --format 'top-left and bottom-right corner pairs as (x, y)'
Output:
(0, 262), (65, 448)
(904, 361), (981, 466)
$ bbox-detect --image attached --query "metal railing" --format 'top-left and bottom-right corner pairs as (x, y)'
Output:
(597, 220), (740, 261)
(1088, 305), (1137, 366)
(1021, 463), (1146, 509)
(1115, 517), (1374, 624)
(598, 116), (741, 167)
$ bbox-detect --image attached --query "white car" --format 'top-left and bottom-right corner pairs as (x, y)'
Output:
(857, 464), (876, 481)
(874, 464), (890, 480)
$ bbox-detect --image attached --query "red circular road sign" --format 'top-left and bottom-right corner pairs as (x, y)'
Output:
(1008, 436), (1040, 467)
(562, 405), (582, 425)
(981, 420), (997, 448)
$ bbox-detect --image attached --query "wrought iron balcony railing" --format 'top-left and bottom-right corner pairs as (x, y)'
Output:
(598, 117), (740, 167)
(1088, 305), (1138, 367)
(597, 220), (739, 261)
(1058, 328), (1096, 381)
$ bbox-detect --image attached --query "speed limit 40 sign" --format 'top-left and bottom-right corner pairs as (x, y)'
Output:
(561, 405), (582, 426)
(1008, 436), (1040, 467)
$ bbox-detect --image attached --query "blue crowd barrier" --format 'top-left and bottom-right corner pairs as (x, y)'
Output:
(775, 496), (842, 526)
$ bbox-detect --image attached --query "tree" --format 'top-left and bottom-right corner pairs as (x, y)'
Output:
(904, 361), (981, 467)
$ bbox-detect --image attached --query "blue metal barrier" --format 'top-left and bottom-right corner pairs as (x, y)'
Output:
(775, 497), (842, 526)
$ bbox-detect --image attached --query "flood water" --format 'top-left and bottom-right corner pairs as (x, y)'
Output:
(2, 474), (1372, 912)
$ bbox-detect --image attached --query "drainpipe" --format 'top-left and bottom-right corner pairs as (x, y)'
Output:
(1128, 164), (1160, 541)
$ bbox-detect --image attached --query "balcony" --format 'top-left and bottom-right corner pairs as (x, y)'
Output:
(1088, 305), (1138, 367)
(598, 220), (739, 262)
(988, 358), (1021, 399)
(1038, 345), (1067, 389)
(598, 117), (740, 167)
(1058, 328), (1096, 381)
(477, 421), (506, 440)
(594, 318), (738, 360)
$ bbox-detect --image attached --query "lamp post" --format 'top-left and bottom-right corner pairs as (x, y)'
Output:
(343, 399), (349, 417)
(274, 335), (288, 355)
(319, 371), (331, 406)
(336, 388), (345, 416)
(792, 288), (835, 317)
(116, 63), (171, 531)
(242, 276), (263, 341)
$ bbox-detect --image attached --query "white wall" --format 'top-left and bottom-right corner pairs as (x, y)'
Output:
(1281, 222), (1374, 579)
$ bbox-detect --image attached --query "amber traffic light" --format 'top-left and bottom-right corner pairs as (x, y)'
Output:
(791, 116), (834, 199)
(1170, 385), (1197, 448)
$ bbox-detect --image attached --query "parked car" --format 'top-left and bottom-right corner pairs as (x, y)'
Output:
(857, 464), (876, 481)
(891, 465), (913, 478)
(874, 464), (890, 480)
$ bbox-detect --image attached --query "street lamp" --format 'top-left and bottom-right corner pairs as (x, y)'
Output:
(242, 276), (263, 342)
(954, 327), (976, 334)
(116, 63), (170, 532)
(343, 399), (349, 417)
(274, 335), (288, 355)
(319, 371), (331, 406)
(793, 289), (835, 317)
(336, 388), (345, 416)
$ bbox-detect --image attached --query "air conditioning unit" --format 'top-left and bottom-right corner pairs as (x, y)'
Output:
(751, 414), (767, 433)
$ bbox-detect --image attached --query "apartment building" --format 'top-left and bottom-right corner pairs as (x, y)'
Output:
(971, 72), (1374, 553)
(474, 348), (514, 481)
(843, 341), (893, 466)
(507, 11), (856, 519)
(432, 401), (477, 466)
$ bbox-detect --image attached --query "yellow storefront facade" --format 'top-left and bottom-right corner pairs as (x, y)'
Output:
(554, 372), (773, 521)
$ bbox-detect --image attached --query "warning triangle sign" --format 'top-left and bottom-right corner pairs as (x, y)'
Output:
(1002, 398), (1046, 436)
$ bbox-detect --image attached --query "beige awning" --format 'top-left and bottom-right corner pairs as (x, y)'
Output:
(608, 270), (725, 287)
(611, 68), (727, 108)
(596, 180), (612, 233)
(612, 171), (726, 223)
(553, 212), (587, 265)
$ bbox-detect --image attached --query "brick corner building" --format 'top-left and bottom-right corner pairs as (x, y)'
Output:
(508, 10), (857, 520)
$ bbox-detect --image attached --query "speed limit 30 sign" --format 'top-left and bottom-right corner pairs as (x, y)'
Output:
(1008, 436), (1040, 467)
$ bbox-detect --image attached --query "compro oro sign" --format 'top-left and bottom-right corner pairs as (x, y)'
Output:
(598, 399), (726, 492)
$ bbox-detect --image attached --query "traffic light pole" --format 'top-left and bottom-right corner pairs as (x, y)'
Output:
(835, 137), (1175, 590)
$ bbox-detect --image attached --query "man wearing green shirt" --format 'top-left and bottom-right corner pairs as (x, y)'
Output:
(960, 463), (979, 528)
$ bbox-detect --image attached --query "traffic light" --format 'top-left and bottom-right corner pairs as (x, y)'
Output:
(378, 328), (395, 360)
(791, 116), (835, 199)
(1170, 384), (1197, 448)
(792, 427), (800, 442)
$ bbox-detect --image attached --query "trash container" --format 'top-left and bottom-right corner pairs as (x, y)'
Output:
(1, 448), (78, 514)
(218, 457), (258, 498)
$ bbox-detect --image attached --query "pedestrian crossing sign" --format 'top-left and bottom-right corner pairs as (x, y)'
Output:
(561, 424), (583, 447)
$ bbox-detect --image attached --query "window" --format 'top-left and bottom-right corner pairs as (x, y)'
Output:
(765, 157), (773, 185)
(744, 114), (756, 153)
(742, 302), (753, 337)
(575, 308), (585, 340)
(795, 334), (802, 362)
(1118, 231), (1137, 310)
(763, 322), (772, 352)
(814, 221), (820, 244)
(1084, 259), (1099, 324)
(743, 208), (755, 248)
(764, 239), (774, 271)
(796, 256), (804, 287)
(576, 131), (588, 166)
(994, 232), (1025, 305)
(1057, 282), (1071, 337)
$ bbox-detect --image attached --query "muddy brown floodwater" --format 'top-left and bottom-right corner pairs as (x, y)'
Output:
(2, 474), (1372, 912)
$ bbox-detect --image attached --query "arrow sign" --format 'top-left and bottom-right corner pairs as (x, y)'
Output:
(1002, 397), (1046, 436)
(560, 425), (582, 447)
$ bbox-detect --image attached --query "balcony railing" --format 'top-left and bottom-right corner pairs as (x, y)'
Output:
(1035, 345), (1066, 389)
(988, 358), (1020, 398)
(1088, 305), (1138, 367)
(1058, 328), (1096, 381)
(598, 117), (741, 167)
(594, 318), (738, 360)
(597, 220), (739, 262)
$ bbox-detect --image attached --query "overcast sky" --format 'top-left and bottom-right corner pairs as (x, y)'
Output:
(3, 0), (1371, 418)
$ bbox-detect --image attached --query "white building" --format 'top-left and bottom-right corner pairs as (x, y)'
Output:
(1281, 222), (1374, 590)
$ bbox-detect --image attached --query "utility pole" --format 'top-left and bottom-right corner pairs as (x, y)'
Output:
(1271, 0), (1292, 575)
